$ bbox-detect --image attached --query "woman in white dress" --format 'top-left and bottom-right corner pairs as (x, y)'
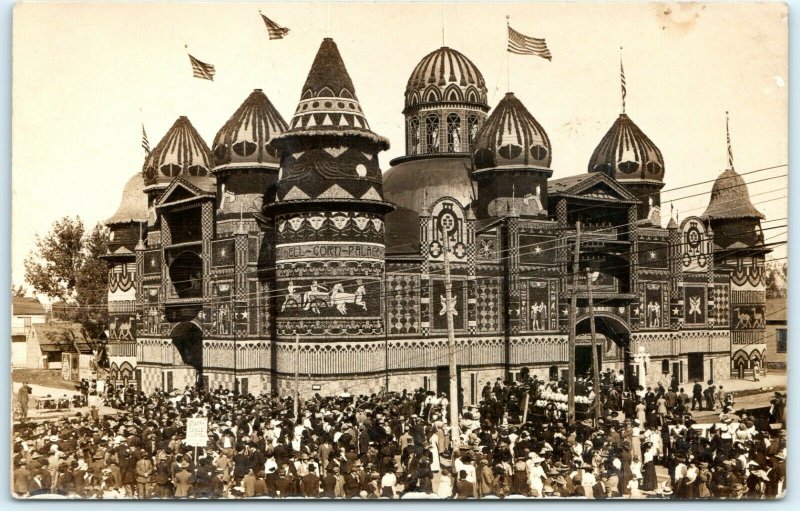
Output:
(428, 429), (441, 472)
(526, 454), (546, 497)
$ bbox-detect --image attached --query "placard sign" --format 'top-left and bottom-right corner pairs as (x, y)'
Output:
(186, 417), (208, 447)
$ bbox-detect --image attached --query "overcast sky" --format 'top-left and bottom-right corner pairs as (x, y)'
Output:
(12, 2), (788, 290)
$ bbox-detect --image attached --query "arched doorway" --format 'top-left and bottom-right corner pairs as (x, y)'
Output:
(168, 250), (203, 299)
(170, 321), (204, 388)
(575, 312), (631, 385)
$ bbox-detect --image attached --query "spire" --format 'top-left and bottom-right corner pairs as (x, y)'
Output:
(300, 38), (356, 100)
(726, 111), (734, 171)
(278, 38), (388, 149)
(620, 47), (626, 114)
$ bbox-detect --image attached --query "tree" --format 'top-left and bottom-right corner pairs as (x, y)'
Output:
(25, 216), (109, 338)
(765, 260), (787, 299)
(11, 284), (26, 297)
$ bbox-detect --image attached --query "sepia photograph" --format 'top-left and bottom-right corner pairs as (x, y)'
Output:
(9, 1), (788, 501)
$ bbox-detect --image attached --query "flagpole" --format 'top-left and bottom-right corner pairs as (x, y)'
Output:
(726, 111), (734, 170)
(506, 15), (511, 92)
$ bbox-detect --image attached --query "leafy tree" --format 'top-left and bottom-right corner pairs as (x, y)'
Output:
(24, 216), (109, 338)
(765, 260), (787, 299)
(11, 284), (26, 297)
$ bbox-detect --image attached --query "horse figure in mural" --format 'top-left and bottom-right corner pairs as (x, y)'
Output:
(330, 282), (367, 315)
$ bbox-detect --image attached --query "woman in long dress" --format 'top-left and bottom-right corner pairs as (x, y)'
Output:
(428, 432), (441, 472)
(526, 455), (546, 497)
(641, 442), (658, 491)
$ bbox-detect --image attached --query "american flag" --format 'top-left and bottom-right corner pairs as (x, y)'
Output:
(141, 123), (150, 155)
(189, 54), (215, 81)
(507, 25), (552, 60)
(620, 58), (627, 114)
(261, 13), (290, 40)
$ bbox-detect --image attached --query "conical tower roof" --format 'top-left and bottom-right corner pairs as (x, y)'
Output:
(212, 89), (288, 169)
(473, 92), (551, 170)
(273, 38), (389, 149)
(701, 168), (765, 220)
(105, 173), (148, 225)
(142, 116), (213, 187)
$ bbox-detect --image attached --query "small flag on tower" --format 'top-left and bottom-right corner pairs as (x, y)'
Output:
(726, 111), (734, 170)
(141, 123), (150, 155)
(620, 56), (627, 114)
(507, 25), (552, 60)
(261, 13), (290, 39)
(189, 54), (216, 81)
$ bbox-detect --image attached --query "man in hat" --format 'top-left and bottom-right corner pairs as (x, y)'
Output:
(692, 381), (703, 411)
(135, 449), (154, 499)
(17, 381), (32, 420)
(300, 463), (321, 497)
(173, 461), (193, 498)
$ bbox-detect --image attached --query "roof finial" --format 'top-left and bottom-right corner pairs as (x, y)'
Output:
(620, 46), (626, 114)
(442, 3), (446, 47)
(726, 110), (734, 171)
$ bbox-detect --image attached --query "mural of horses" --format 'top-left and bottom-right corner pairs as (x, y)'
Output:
(330, 283), (367, 315)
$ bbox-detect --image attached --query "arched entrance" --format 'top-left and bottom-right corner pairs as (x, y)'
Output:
(171, 320), (204, 388)
(575, 312), (631, 384)
(168, 250), (203, 299)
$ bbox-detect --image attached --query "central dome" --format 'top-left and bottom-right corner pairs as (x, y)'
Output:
(405, 47), (488, 110)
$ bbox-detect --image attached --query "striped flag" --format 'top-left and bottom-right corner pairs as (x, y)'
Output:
(620, 58), (627, 114)
(141, 123), (150, 155)
(261, 13), (290, 39)
(726, 111), (734, 170)
(188, 54), (215, 81)
(507, 25), (552, 60)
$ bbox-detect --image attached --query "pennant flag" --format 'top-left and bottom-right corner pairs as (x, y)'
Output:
(141, 123), (150, 155)
(726, 111), (734, 170)
(261, 13), (290, 40)
(189, 54), (215, 81)
(507, 25), (552, 60)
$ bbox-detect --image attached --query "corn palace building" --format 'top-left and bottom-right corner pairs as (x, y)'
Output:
(101, 39), (770, 401)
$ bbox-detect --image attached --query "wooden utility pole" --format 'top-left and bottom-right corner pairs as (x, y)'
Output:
(586, 268), (602, 426)
(441, 228), (460, 448)
(293, 333), (300, 420)
(567, 221), (581, 425)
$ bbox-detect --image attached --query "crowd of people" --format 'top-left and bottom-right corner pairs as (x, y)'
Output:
(12, 368), (787, 500)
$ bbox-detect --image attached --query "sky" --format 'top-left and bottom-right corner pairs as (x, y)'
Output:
(11, 1), (788, 290)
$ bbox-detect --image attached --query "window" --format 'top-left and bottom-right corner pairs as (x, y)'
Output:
(423, 376), (430, 390)
(777, 328), (787, 353)
(467, 115), (479, 150)
(409, 116), (420, 155)
(549, 365), (558, 381)
(447, 114), (462, 152)
(425, 114), (440, 154)
(661, 359), (669, 374)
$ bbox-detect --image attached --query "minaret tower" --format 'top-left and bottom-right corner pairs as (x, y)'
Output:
(265, 38), (394, 395)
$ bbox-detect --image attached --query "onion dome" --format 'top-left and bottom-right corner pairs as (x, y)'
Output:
(405, 47), (488, 110)
(105, 173), (148, 225)
(472, 92), (551, 170)
(701, 168), (765, 220)
(277, 38), (388, 148)
(142, 116), (213, 188)
(212, 89), (289, 169)
(588, 114), (664, 181)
